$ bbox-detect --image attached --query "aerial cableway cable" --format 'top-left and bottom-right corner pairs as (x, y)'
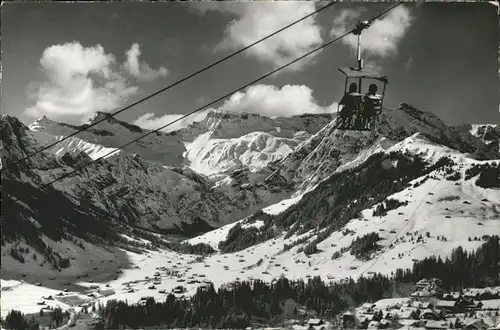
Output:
(37, 2), (403, 189)
(2, 1), (338, 173)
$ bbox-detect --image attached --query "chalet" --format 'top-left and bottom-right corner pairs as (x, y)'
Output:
(307, 318), (324, 326)
(412, 301), (434, 309)
(173, 286), (185, 294)
(97, 289), (115, 297)
(400, 309), (418, 320)
(421, 309), (441, 321)
(465, 292), (483, 300)
(421, 302), (433, 309)
(377, 320), (391, 329)
(441, 292), (462, 300)
(409, 320), (426, 328)
(464, 319), (490, 330)
(436, 299), (459, 312)
(425, 320), (450, 330)
(361, 303), (377, 313)
(471, 301), (484, 310)
(413, 278), (445, 296)
(459, 297), (484, 311)
(382, 311), (395, 320)
(411, 301), (422, 308)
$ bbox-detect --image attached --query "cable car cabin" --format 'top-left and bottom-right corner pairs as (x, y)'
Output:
(336, 67), (388, 131)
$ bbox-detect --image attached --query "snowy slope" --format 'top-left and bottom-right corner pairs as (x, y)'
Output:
(30, 130), (121, 160)
(183, 134), (500, 284)
(185, 131), (300, 175)
(177, 110), (334, 176)
(29, 112), (185, 167)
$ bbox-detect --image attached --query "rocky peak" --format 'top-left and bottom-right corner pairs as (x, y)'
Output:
(27, 115), (57, 131)
(86, 111), (118, 126)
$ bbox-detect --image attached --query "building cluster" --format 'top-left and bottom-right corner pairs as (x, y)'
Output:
(339, 279), (500, 330)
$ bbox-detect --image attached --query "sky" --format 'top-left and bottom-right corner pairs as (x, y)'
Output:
(1, 1), (499, 130)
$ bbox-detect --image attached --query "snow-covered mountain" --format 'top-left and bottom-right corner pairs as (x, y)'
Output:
(179, 110), (335, 175)
(28, 110), (334, 178)
(179, 110), (334, 141)
(29, 112), (185, 167)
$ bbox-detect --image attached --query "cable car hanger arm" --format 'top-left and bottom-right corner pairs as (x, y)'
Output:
(352, 20), (371, 35)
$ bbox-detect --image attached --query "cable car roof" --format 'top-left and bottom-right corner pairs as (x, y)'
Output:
(338, 67), (388, 83)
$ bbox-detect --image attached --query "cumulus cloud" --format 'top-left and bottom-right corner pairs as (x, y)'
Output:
(331, 5), (413, 58)
(123, 43), (168, 81)
(195, 2), (323, 71)
(134, 84), (337, 132)
(25, 41), (167, 122)
(215, 84), (338, 116)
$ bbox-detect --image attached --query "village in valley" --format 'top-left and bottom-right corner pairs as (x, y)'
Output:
(263, 279), (500, 330)
(318, 278), (500, 330)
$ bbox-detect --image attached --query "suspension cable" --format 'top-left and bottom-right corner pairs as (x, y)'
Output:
(37, 2), (403, 189)
(3, 1), (338, 172)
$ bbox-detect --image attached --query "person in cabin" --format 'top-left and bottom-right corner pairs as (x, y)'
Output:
(361, 84), (382, 129)
(338, 83), (361, 129)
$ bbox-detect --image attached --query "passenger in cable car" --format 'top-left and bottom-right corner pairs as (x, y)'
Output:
(360, 84), (382, 129)
(338, 83), (362, 129)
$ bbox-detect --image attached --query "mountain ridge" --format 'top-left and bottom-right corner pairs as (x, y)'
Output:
(28, 113), (186, 167)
